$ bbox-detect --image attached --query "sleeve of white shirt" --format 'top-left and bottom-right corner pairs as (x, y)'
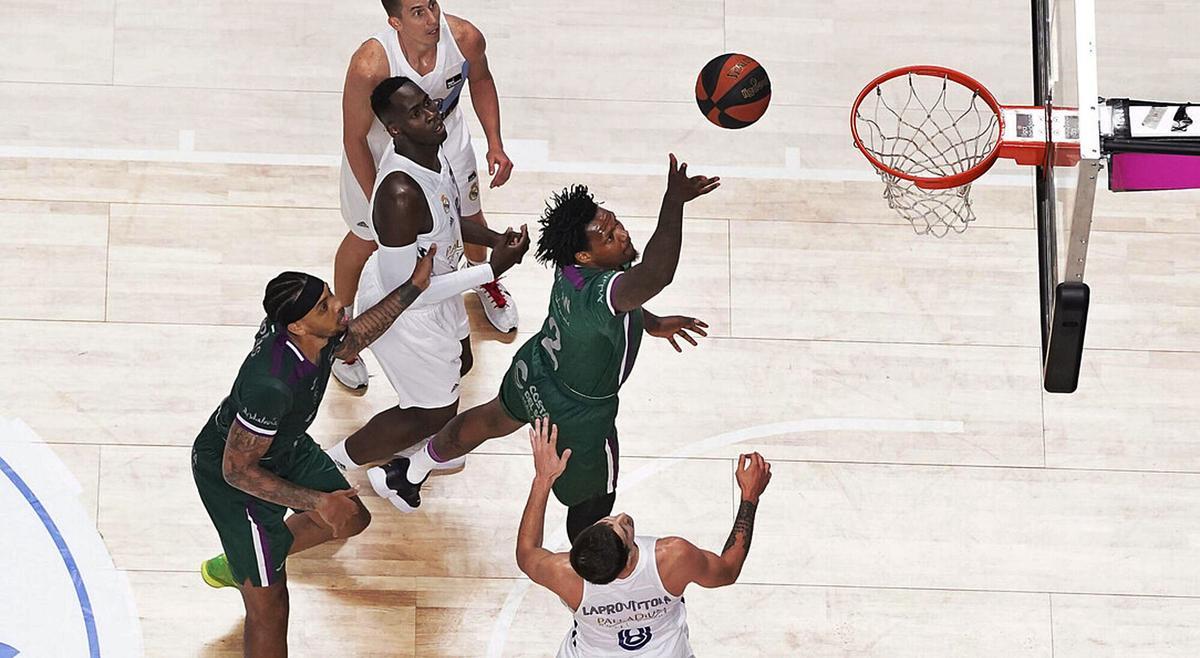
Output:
(375, 242), (494, 307)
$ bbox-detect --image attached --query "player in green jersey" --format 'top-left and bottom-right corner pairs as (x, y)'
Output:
(191, 247), (433, 658)
(369, 154), (718, 541)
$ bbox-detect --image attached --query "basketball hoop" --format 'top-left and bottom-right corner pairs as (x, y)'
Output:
(851, 65), (1080, 236)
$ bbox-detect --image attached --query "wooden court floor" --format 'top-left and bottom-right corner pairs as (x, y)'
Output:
(3, 0), (1200, 655)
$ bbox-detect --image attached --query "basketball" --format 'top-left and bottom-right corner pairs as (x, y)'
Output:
(695, 53), (772, 129)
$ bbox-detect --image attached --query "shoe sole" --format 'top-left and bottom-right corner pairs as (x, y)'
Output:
(367, 466), (419, 513)
(201, 561), (235, 589)
(332, 378), (368, 391)
(429, 460), (465, 477)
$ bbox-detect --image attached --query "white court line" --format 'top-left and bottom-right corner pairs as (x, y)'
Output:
(0, 139), (1038, 187)
(484, 417), (964, 658)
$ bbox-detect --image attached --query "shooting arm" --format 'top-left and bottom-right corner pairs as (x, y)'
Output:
(609, 194), (685, 312)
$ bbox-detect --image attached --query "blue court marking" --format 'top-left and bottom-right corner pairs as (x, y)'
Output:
(0, 454), (100, 658)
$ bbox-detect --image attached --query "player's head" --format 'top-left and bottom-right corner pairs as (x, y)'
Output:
(569, 513), (635, 585)
(536, 185), (639, 270)
(262, 272), (348, 340)
(371, 76), (448, 147)
(383, 0), (441, 48)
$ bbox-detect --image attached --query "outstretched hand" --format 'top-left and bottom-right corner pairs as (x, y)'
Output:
(528, 417), (570, 485)
(665, 153), (720, 203)
(647, 315), (709, 352)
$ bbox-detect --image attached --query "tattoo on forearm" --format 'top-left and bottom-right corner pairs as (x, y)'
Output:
(336, 282), (422, 358)
(722, 500), (758, 553)
(223, 425), (326, 510)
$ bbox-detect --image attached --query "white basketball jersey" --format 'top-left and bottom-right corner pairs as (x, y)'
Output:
(368, 147), (465, 282)
(558, 536), (693, 658)
(364, 16), (470, 168)
(341, 16), (472, 233)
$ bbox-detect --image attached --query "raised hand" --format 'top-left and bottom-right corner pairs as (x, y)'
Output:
(735, 453), (771, 503)
(646, 315), (709, 352)
(664, 153), (721, 203)
(489, 224), (531, 276)
(528, 417), (571, 485)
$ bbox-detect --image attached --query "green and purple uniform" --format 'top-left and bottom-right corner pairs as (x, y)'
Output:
(499, 265), (644, 506)
(191, 319), (349, 587)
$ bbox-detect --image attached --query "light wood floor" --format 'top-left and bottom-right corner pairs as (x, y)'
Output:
(3, 0), (1200, 655)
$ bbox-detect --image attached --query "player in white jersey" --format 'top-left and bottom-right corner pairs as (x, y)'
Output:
(325, 77), (529, 474)
(517, 419), (772, 657)
(332, 0), (518, 390)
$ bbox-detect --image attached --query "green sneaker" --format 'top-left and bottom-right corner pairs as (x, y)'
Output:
(201, 553), (238, 589)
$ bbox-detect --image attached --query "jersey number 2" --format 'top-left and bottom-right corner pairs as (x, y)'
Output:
(540, 317), (562, 370)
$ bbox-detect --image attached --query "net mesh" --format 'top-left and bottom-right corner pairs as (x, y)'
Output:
(854, 72), (1002, 236)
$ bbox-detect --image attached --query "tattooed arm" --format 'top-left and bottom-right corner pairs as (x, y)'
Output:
(222, 422), (362, 535)
(659, 452), (772, 593)
(222, 423), (331, 510)
(333, 245), (435, 361)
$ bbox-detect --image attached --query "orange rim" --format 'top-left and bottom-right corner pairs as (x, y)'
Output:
(851, 65), (1005, 190)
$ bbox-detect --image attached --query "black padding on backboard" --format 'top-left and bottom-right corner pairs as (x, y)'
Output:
(1043, 282), (1090, 393)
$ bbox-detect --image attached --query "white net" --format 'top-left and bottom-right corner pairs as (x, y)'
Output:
(879, 173), (976, 237)
(854, 71), (1002, 236)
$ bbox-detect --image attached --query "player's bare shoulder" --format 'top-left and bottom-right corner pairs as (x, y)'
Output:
(348, 37), (390, 83)
(445, 14), (486, 58)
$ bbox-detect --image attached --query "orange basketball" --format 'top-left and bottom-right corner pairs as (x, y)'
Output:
(695, 53), (772, 129)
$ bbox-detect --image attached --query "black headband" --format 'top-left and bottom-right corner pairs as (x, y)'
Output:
(275, 275), (326, 326)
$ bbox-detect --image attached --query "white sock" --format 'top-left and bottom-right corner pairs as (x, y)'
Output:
(326, 439), (364, 471)
(406, 437), (443, 483)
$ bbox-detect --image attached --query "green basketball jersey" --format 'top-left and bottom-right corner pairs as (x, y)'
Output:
(193, 319), (341, 476)
(522, 265), (645, 401)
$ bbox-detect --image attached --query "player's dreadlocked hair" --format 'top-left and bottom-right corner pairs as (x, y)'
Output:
(535, 185), (600, 268)
(570, 522), (630, 585)
(262, 272), (309, 323)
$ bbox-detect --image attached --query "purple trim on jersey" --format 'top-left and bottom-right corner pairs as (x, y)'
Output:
(561, 265), (586, 291)
(246, 500), (277, 586)
(269, 330), (319, 386)
(607, 432), (620, 488)
(620, 315), (641, 384)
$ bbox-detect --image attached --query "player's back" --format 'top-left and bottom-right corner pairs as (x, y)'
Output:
(522, 265), (645, 401)
(558, 536), (693, 658)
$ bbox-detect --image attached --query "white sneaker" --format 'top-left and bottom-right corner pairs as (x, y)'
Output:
(395, 438), (467, 473)
(332, 357), (369, 390)
(473, 279), (518, 332)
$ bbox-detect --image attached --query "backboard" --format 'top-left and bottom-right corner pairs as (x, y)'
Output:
(1033, 0), (1100, 392)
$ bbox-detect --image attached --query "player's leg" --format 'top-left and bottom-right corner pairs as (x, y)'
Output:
(331, 176), (378, 390)
(428, 396), (524, 463)
(240, 576), (289, 658)
(552, 425), (621, 543)
(450, 137), (518, 332)
(567, 492), (617, 544)
(329, 301), (469, 467)
(333, 231), (377, 312)
(284, 437), (371, 553)
(367, 346), (533, 509)
(340, 402), (459, 465)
